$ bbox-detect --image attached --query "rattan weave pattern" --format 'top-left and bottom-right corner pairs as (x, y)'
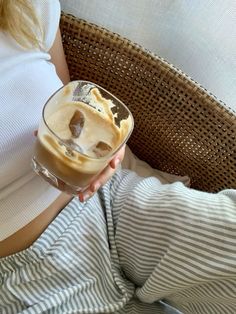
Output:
(60, 13), (236, 192)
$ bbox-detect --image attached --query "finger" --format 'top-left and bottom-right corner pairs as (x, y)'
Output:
(109, 145), (126, 169)
(91, 165), (115, 193)
(85, 146), (124, 191)
(79, 164), (117, 202)
(78, 190), (94, 203)
(78, 145), (125, 202)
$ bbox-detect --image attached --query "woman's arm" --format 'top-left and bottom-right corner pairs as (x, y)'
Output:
(49, 28), (70, 85)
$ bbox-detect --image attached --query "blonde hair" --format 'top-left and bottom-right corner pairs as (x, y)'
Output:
(0, 0), (43, 49)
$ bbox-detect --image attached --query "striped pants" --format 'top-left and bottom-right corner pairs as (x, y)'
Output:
(1, 169), (236, 314)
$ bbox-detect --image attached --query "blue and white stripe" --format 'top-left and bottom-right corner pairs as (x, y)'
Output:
(1, 169), (236, 314)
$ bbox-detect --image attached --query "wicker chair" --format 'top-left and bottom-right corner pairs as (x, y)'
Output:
(60, 12), (236, 193)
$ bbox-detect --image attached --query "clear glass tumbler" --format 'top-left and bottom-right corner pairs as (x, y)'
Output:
(32, 81), (134, 195)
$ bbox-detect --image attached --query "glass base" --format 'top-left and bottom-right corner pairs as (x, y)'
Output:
(31, 157), (82, 195)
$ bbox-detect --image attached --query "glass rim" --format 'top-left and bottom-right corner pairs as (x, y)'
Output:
(42, 80), (134, 160)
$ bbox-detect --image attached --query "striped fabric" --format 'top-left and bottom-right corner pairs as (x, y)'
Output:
(1, 169), (236, 314)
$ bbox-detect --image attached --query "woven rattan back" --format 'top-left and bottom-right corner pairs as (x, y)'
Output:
(60, 13), (236, 192)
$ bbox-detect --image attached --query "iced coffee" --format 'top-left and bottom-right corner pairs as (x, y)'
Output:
(32, 81), (134, 194)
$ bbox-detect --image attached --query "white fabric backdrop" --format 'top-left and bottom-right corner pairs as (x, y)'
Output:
(60, 0), (236, 111)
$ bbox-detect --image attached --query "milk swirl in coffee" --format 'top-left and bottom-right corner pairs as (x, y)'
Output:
(33, 83), (133, 193)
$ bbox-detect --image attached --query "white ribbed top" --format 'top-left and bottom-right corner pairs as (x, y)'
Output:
(0, 0), (63, 240)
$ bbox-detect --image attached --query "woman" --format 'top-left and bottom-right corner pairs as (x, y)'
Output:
(1, 1), (236, 314)
(0, 0), (124, 256)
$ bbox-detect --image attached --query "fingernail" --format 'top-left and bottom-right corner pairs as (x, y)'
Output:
(83, 191), (92, 202)
(78, 192), (84, 202)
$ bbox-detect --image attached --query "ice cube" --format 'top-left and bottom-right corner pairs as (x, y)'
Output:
(63, 139), (84, 155)
(93, 141), (112, 158)
(69, 110), (85, 138)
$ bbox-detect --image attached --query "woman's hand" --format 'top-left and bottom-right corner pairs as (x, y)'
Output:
(34, 131), (125, 202)
(78, 145), (126, 202)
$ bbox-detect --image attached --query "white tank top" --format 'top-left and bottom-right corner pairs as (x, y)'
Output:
(0, 0), (63, 240)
